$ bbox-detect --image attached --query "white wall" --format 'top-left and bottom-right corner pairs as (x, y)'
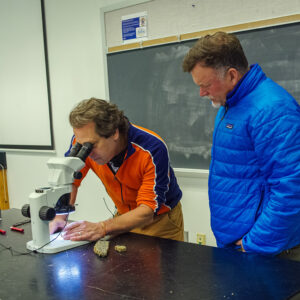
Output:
(105, 0), (300, 48)
(4, 0), (117, 226)
(2, 0), (299, 247)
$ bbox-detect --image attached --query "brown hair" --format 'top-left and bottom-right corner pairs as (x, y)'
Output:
(69, 98), (129, 138)
(182, 31), (248, 74)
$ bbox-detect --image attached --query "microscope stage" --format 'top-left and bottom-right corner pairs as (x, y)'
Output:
(27, 233), (90, 254)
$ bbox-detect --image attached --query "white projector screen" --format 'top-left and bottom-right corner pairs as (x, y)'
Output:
(0, 0), (53, 150)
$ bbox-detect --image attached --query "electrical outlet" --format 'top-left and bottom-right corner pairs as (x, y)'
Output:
(196, 233), (206, 245)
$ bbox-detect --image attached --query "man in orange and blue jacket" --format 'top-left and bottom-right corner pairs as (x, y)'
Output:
(50, 98), (184, 241)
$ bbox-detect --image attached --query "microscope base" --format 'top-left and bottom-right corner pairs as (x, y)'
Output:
(26, 233), (90, 254)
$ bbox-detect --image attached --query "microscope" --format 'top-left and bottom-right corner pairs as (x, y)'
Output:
(21, 142), (93, 254)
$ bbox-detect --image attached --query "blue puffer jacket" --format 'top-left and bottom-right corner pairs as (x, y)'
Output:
(209, 64), (300, 255)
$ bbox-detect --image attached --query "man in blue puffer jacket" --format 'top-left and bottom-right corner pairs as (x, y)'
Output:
(182, 31), (300, 259)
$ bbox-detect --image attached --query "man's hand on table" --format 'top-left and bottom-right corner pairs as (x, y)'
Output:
(62, 220), (106, 241)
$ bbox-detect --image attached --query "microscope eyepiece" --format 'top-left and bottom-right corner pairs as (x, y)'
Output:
(68, 142), (82, 157)
(76, 142), (93, 162)
(68, 142), (93, 162)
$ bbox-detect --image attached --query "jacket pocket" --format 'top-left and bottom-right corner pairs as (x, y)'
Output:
(255, 184), (265, 221)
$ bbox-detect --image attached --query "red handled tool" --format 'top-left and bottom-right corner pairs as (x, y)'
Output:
(0, 229), (6, 235)
(10, 227), (24, 233)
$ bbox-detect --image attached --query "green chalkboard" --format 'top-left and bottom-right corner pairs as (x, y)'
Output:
(107, 22), (300, 169)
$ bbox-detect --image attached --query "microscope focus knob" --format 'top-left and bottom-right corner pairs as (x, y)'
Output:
(21, 204), (31, 218)
(39, 206), (56, 221)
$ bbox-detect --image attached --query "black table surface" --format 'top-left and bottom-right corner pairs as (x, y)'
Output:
(1, 209), (300, 300)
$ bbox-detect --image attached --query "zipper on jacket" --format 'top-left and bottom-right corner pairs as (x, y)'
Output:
(209, 104), (229, 185)
(114, 175), (131, 211)
(221, 104), (228, 121)
(107, 164), (130, 211)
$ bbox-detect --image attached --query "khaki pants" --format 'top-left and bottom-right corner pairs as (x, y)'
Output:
(277, 244), (300, 262)
(130, 202), (184, 242)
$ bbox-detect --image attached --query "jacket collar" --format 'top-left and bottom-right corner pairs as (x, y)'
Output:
(124, 123), (136, 160)
(226, 64), (266, 107)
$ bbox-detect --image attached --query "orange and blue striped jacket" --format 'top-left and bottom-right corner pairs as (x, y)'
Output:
(67, 123), (182, 215)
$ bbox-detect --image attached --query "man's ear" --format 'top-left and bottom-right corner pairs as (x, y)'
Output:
(113, 128), (119, 141)
(227, 68), (242, 86)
